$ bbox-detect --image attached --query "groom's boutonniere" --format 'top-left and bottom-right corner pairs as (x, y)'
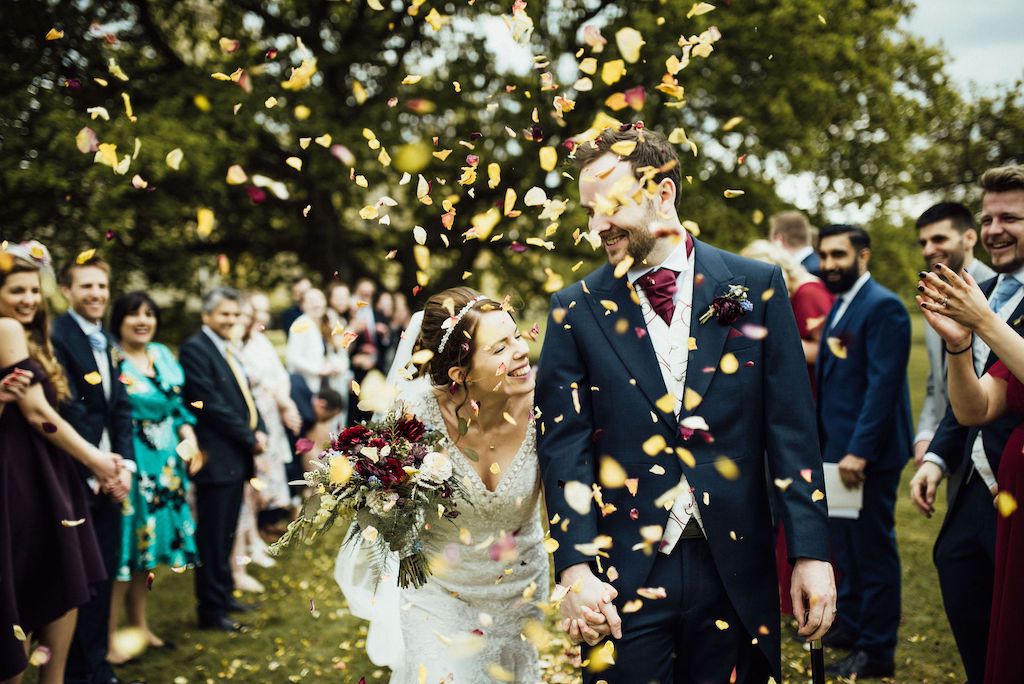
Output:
(698, 284), (753, 325)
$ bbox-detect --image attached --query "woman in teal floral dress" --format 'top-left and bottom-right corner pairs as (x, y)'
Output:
(108, 292), (199, 661)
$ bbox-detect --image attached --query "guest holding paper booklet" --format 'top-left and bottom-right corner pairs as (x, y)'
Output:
(815, 224), (912, 678)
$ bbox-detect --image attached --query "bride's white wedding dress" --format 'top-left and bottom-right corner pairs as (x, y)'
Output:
(335, 378), (549, 683)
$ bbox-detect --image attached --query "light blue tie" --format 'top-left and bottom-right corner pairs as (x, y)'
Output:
(989, 276), (1022, 314)
(87, 330), (107, 352)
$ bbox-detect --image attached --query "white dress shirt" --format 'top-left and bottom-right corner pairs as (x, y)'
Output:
(628, 240), (702, 554)
(923, 265), (1024, 490)
(68, 308), (112, 452)
(827, 271), (872, 331)
(792, 245), (815, 265)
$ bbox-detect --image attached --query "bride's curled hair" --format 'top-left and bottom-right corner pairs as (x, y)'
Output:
(414, 286), (501, 387)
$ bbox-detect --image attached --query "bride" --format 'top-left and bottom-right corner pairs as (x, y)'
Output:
(336, 287), (549, 682)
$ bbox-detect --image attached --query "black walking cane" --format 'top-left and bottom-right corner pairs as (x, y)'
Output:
(810, 639), (825, 684)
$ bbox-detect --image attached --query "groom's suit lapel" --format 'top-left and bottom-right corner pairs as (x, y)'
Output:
(680, 240), (742, 420)
(584, 264), (676, 434)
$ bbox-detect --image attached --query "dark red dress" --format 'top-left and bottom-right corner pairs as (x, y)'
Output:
(776, 278), (834, 615)
(0, 359), (106, 679)
(985, 361), (1024, 684)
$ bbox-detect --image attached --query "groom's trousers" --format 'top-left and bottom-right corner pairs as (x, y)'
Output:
(583, 535), (772, 684)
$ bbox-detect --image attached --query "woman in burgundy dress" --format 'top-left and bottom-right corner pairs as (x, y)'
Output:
(0, 244), (122, 683)
(742, 239), (834, 616)
(918, 263), (1024, 683)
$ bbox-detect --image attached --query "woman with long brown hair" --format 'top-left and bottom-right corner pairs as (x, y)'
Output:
(0, 242), (122, 684)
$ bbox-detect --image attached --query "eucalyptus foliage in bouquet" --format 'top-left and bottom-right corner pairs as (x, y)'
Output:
(272, 408), (466, 589)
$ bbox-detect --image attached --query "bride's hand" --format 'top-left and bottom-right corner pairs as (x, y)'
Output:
(558, 564), (622, 646)
(918, 265), (995, 341)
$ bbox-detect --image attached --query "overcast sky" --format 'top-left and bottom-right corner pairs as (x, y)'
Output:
(902, 0), (1024, 93)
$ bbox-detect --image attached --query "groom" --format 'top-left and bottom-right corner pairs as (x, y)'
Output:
(536, 125), (836, 683)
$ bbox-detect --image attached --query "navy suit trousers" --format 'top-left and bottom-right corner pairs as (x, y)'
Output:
(583, 537), (772, 684)
(829, 466), (902, 661)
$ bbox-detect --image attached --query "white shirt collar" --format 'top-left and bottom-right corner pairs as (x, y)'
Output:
(792, 245), (815, 263)
(838, 270), (872, 303)
(202, 325), (229, 357)
(627, 239), (691, 285)
(68, 307), (102, 336)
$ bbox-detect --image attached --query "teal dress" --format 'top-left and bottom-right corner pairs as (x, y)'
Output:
(116, 343), (198, 580)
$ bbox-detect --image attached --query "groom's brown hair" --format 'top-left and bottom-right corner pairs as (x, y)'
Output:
(572, 124), (682, 207)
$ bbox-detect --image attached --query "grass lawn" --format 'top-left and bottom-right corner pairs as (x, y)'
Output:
(31, 313), (965, 683)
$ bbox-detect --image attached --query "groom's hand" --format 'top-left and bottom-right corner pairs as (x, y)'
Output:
(558, 563), (622, 646)
(790, 558), (837, 641)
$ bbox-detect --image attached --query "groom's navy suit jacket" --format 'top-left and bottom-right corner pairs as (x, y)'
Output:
(816, 277), (912, 470)
(536, 239), (831, 677)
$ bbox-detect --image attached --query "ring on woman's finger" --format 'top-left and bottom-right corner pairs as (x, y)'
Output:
(941, 296), (949, 307)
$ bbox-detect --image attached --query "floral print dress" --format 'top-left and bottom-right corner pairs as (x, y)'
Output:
(116, 342), (198, 580)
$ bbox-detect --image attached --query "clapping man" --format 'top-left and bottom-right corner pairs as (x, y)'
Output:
(180, 288), (267, 631)
(909, 166), (1024, 683)
(914, 203), (994, 466)
(816, 225), (913, 678)
(51, 255), (135, 684)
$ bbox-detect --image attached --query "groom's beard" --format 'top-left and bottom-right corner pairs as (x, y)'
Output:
(822, 263), (861, 294)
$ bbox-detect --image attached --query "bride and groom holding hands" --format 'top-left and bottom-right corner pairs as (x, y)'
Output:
(337, 124), (836, 683)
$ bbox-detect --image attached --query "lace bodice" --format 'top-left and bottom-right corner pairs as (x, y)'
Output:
(403, 382), (546, 604)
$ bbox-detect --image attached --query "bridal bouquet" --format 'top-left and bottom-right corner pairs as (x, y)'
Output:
(271, 408), (466, 589)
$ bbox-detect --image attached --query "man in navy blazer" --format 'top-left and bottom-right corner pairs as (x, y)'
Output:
(816, 224), (912, 678)
(537, 126), (836, 683)
(180, 287), (267, 631)
(51, 255), (135, 684)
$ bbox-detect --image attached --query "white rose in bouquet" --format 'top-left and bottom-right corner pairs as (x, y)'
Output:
(417, 450), (453, 485)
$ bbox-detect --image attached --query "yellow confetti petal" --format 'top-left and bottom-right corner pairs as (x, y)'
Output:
(715, 619), (729, 630)
(826, 337), (847, 359)
(225, 165), (247, 185)
(46, 28), (64, 40)
(642, 434), (667, 456)
(683, 388), (702, 411)
(996, 491), (1018, 517)
(196, 208), (215, 238)
(61, 518), (86, 527)
(84, 371), (103, 386)
(564, 480), (593, 515)
(723, 189), (745, 198)
(367, 0), (384, 9)
(489, 462), (501, 475)
(615, 27), (645, 63)
(655, 393), (676, 414)
(76, 248), (96, 264)
(600, 59), (627, 86)
(599, 456), (627, 488)
(720, 353), (739, 374)
(687, 2), (716, 19)
(13, 625), (26, 641)
(285, 156), (303, 171)
(165, 148), (184, 170)
(714, 455), (740, 480)
(543, 536), (559, 553)
(676, 447), (696, 468)
(812, 489), (826, 502)
(609, 140), (637, 157)
(402, 74), (423, 85)
(539, 146), (558, 172)
(721, 116), (744, 132)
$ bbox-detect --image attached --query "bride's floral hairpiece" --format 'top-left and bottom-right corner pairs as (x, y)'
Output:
(437, 296), (488, 354)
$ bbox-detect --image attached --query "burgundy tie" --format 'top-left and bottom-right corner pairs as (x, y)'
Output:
(643, 268), (680, 325)
(640, 234), (693, 325)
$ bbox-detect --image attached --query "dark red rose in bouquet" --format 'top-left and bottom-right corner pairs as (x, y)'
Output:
(356, 456), (407, 487)
(333, 425), (371, 452)
(396, 416), (427, 443)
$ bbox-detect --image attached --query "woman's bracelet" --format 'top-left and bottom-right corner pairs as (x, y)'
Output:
(944, 342), (972, 355)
